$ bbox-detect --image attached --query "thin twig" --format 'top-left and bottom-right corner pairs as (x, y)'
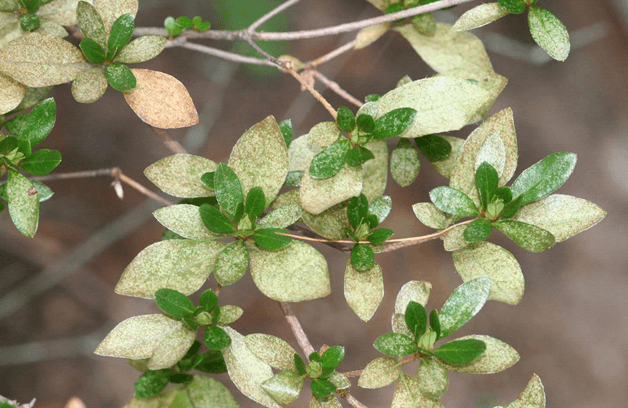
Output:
(133, 0), (474, 41)
(279, 302), (316, 357)
(311, 70), (363, 108)
(305, 40), (357, 69)
(345, 394), (369, 408)
(248, 0), (301, 32)
(287, 225), (351, 252)
(180, 41), (275, 66)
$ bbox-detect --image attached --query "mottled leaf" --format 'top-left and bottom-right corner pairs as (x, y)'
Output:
(77, 0), (106, 47)
(115, 35), (167, 63)
(374, 333), (418, 356)
(7, 170), (39, 237)
(181, 376), (239, 408)
(215, 305), (243, 326)
(439, 277), (491, 338)
(153, 204), (220, 240)
(391, 138), (420, 187)
(463, 218), (492, 243)
(245, 334), (298, 371)
(430, 186), (478, 217)
(145, 154), (217, 198)
(261, 371), (304, 405)
(453, 3), (510, 31)
(443, 224), (469, 252)
(214, 240), (249, 286)
(368, 195), (392, 224)
(493, 220), (556, 252)
(71, 66), (107, 103)
(412, 203), (450, 230)
(441, 334), (519, 374)
(395, 280), (431, 314)
(350, 244), (375, 272)
(258, 203), (302, 229)
(528, 6), (570, 62)
(345, 259), (384, 322)
(416, 358), (449, 399)
(309, 139), (350, 179)
(506, 374), (546, 408)
(94, 0), (138, 34)
(358, 357), (399, 389)
(361, 139), (388, 202)
(300, 165), (363, 215)
(0, 73), (26, 115)
(391, 373), (443, 408)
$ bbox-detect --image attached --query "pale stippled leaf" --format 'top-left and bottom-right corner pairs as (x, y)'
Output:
(441, 334), (519, 374)
(493, 220), (555, 253)
(431, 136), (464, 179)
(0, 33), (90, 87)
(71, 66), (107, 104)
(115, 35), (167, 64)
(475, 132), (506, 176)
(77, 1), (106, 47)
(430, 186), (478, 217)
(0, 20), (21, 50)
(416, 358), (448, 399)
(355, 23), (389, 49)
(214, 240), (249, 286)
(528, 7), (570, 62)
(361, 139), (388, 202)
(0, 1), (19, 12)
(345, 259), (384, 322)
(153, 204), (221, 240)
(450, 108), (518, 205)
(288, 134), (321, 172)
(94, 0), (138, 34)
(9, 86), (52, 112)
(300, 165), (363, 215)
(221, 326), (279, 408)
(376, 76), (492, 138)
(453, 3), (510, 31)
(148, 324), (197, 370)
(7, 170), (39, 237)
(310, 395), (342, 408)
(391, 313), (413, 337)
(245, 334), (297, 371)
(358, 357), (400, 389)
(127, 387), (180, 408)
(369, 195), (392, 224)
(392, 374), (443, 408)
(328, 372), (350, 390)
(397, 23), (493, 74)
(261, 371), (304, 406)
(229, 115), (288, 206)
(215, 305), (243, 326)
(453, 242), (524, 305)
(391, 138), (420, 187)
(258, 204), (302, 229)
(442, 224), (468, 252)
(115, 240), (225, 298)
(439, 277), (491, 338)
(95, 314), (189, 364)
(145, 154), (217, 198)
(36, 0), (83, 26)
(183, 376), (239, 408)
(412, 202), (450, 230)
(36, 21), (68, 38)
(511, 194), (606, 242)
(123, 69), (199, 129)
(0, 72), (26, 114)
(395, 281), (431, 314)
(302, 206), (348, 241)
(506, 374), (546, 408)
(308, 121), (341, 147)
(249, 241), (330, 302)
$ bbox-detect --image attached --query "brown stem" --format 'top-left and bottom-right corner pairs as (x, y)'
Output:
(311, 70), (363, 108)
(342, 354), (419, 379)
(345, 394), (369, 408)
(278, 302), (316, 357)
(248, 0), (301, 33)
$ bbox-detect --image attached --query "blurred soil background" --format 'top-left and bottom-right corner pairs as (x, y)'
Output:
(1, 0), (627, 407)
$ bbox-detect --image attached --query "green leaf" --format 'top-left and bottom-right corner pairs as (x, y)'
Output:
(501, 194), (523, 218)
(412, 203), (450, 230)
(453, 3), (510, 31)
(528, 6), (570, 62)
(72, 67), (108, 104)
(357, 357), (400, 389)
(374, 333), (418, 356)
(434, 339), (486, 365)
(115, 240), (226, 298)
(511, 152), (577, 205)
(79, 37), (106, 63)
(356, 114), (375, 133)
(309, 139), (351, 179)
(134, 369), (171, 398)
(416, 358), (449, 399)
(411, 13), (436, 37)
(199, 289), (218, 312)
(430, 136), (464, 179)
(195, 350), (227, 374)
(347, 194), (369, 229)
(204, 325), (231, 350)
(395, 280), (431, 314)
(154, 204), (221, 240)
(0, 33), (90, 87)
(368, 195), (392, 224)
(19, 97), (56, 147)
(252, 228), (292, 250)
(463, 218), (492, 243)
(321, 346), (345, 369)
(429, 186), (479, 217)
(368, 228), (393, 245)
(199, 204), (235, 234)
(300, 165), (363, 215)
(114, 35), (167, 64)
(7, 170), (39, 237)
(294, 354), (306, 374)
(440, 334), (519, 374)
(371, 108), (417, 139)
(245, 186), (266, 220)
(278, 119), (292, 148)
(405, 301), (427, 339)
(174, 16), (192, 28)
(391, 138), (420, 187)
(493, 220), (555, 252)
(104, 63), (136, 91)
(164, 16), (183, 37)
(20, 149), (61, 176)
(506, 374), (546, 408)
(475, 161), (499, 210)
(415, 135), (452, 160)
(498, 0), (525, 14)
(77, 0), (107, 48)
(249, 241), (330, 302)
(0, 136), (17, 154)
(511, 194), (606, 242)
(336, 106), (356, 132)
(31, 180), (53, 202)
(261, 371), (304, 405)
(311, 379), (336, 398)
(439, 277), (491, 338)
(214, 163), (244, 219)
(245, 333), (298, 371)
(107, 13), (134, 59)
(350, 244), (374, 272)
(346, 146), (375, 167)
(429, 309), (441, 339)
(214, 240), (249, 286)
(154, 288), (195, 318)
(20, 13), (40, 31)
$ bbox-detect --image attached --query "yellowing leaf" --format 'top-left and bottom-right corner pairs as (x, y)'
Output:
(358, 357), (400, 389)
(507, 374), (546, 408)
(245, 333), (298, 371)
(71, 66), (107, 104)
(114, 35), (167, 64)
(153, 204), (221, 240)
(453, 3), (510, 31)
(144, 154), (217, 198)
(0, 72), (26, 114)
(123, 69), (199, 129)
(300, 165), (363, 215)
(94, 0), (138, 35)
(37, 0), (85, 26)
